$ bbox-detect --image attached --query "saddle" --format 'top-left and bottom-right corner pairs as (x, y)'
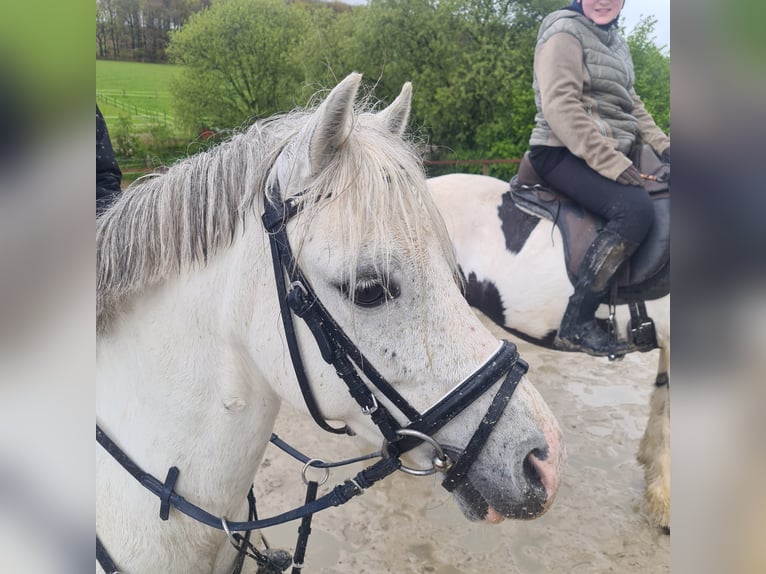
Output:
(510, 145), (670, 305)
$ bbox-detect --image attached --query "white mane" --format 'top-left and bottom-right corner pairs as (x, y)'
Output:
(96, 102), (457, 334)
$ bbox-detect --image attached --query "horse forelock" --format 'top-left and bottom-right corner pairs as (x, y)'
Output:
(97, 102), (457, 334)
(284, 117), (458, 291)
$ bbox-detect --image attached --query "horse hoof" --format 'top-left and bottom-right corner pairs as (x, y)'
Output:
(644, 483), (670, 532)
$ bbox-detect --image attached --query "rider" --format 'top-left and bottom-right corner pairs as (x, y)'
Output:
(527, 0), (670, 356)
(97, 105), (123, 216)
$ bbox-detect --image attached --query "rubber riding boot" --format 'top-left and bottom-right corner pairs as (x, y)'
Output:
(555, 229), (640, 357)
(556, 288), (630, 357)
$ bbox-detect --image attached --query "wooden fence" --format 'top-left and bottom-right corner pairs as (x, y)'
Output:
(424, 158), (521, 175)
(96, 91), (174, 126)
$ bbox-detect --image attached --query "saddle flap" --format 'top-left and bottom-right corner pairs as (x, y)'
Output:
(509, 151), (670, 297)
(510, 173), (601, 276)
(509, 180), (561, 222)
(511, 153), (577, 223)
(628, 196), (670, 286)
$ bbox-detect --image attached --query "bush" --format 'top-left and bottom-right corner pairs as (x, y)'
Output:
(112, 114), (142, 158)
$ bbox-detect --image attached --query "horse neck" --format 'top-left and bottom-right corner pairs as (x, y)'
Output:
(97, 236), (280, 511)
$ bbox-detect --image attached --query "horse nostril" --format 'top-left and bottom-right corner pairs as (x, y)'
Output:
(523, 449), (545, 491)
(523, 444), (564, 512)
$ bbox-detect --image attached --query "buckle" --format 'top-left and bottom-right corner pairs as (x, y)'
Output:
(361, 393), (378, 415)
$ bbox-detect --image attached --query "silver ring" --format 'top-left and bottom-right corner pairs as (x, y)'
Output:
(381, 429), (451, 476)
(301, 458), (330, 486)
(221, 516), (238, 547)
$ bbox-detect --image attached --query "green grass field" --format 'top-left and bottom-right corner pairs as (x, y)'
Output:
(96, 60), (182, 131)
(97, 60), (197, 179)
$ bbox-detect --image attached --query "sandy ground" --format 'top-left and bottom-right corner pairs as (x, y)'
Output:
(252, 310), (670, 573)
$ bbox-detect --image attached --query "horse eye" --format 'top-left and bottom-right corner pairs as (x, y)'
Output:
(341, 279), (400, 309)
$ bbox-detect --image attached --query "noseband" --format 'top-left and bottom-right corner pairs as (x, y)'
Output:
(262, 186), (528, 489)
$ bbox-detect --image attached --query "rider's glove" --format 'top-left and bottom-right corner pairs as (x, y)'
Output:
(616, 165), (644, 187)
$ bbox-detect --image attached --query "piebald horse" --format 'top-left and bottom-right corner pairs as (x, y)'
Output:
(96, 76), (565, 573)
(428, 172), (669, 530)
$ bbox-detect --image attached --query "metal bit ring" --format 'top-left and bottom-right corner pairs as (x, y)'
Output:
(381, 429), (452, 476)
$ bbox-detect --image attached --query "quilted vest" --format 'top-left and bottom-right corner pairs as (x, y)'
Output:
(530, 10), (639, 155)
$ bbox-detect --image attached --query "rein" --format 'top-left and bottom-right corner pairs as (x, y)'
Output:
(96, 184), (528, 574)
(96, 426), (402, 574)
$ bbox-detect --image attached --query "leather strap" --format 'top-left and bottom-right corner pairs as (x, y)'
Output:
(441, 358), (527, 492)
(266, 226), (350, 435)
(96, 535), (120, 574)
(97, 424), (401, 532)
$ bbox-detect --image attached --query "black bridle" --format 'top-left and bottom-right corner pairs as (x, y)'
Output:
(96, 184), (528, 574)
(261, 186), (527, 480)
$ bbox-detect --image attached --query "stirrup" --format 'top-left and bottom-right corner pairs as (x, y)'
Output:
(554, 320), (630, 358)
(604, 310), (626, 361)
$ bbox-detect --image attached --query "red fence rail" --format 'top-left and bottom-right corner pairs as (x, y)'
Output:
(424, 158), (521, 175)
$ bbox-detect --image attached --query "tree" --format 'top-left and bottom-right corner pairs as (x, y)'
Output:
(334, 0), (553, 175)
(287, 0), (362, 100)
(167, 0), (310, 132)
(129, 0), (669, 165)
(627, 15), (670, 132)
(96, 0), (123, 59)
(96, 0), (208, 61)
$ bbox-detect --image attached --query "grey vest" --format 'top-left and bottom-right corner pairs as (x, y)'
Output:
(530, 10), (639, 155)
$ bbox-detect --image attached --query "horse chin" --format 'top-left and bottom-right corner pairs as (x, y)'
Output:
(447, 445), (551, 523)
(452, 476), (548, 524)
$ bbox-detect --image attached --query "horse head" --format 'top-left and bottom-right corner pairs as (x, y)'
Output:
(258, 73), (565, 522)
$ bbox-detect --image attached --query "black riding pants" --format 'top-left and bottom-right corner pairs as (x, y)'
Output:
(529, 146), (654, 244)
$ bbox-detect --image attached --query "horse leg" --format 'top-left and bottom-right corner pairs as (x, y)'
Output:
(637, 345), (670, 531)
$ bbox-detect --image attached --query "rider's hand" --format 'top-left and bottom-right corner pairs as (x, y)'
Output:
(661, 145), (670, 163)
(617, 165), (644, 187)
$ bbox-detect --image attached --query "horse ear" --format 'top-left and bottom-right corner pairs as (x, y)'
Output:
(309, 72), (362, 174)
(376, 82), (412, 137)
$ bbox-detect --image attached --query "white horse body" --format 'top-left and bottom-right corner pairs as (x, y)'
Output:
(97, 245), (278, 573)
(97, 77), (565, 573)
(428, 173), (670, 529)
